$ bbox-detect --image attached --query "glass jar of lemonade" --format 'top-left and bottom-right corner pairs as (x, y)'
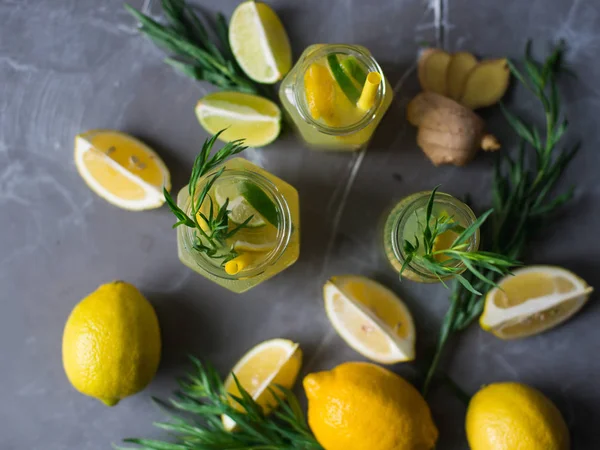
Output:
(279, 44), (393, 150)
(383, 191), (480, 282)
(176, 158), (300, 293)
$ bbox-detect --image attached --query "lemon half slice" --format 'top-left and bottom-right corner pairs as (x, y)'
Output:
(481, 265), (593, 340)
(223, 338), (302, 431)
(195, 92), (281, 147)
(74, 130), (170, 210)
(324, 276), (415, 364)
(229, 1), (291, 84)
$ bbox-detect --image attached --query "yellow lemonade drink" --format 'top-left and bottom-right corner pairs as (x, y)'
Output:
(383, 191), (480, 282)
(279, 44), (393, 150)
(176, 158), (300, 293)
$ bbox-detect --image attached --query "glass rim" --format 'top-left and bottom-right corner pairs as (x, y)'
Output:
(181, 167), (293, 280)
(390, 191), (479, 280)
(293, 44), (387, 135)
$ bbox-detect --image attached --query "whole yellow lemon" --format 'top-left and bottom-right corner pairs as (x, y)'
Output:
(303, 362), (438, 450)
(62, 281), (161, 406)
(466, 382), (570, 450)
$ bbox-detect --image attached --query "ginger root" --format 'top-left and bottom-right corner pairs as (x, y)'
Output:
(418, 49), (452, 95)
(407, 92), (500, 166)
(446, 52), (478, 100)
(460, 58), (510, 109)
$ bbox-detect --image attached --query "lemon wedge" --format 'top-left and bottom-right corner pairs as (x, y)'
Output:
(324, 275), (415, 364)
(480, 265), (593, 340)
(195, 92), (281, 147)
(223, 338), (302, 431)
(74, 130), (170, 210)
(229, 1), (291, 84)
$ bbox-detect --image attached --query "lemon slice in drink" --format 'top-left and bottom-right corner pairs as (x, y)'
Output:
(480, 266), (593, 340)
(304, 62), (338, 125)
(195, 92), (281, 147)
(324, 276), (415, 364)
(74, 130), (170, 210)
(229, 1), (291, 84)
(222, 338), (302, 431)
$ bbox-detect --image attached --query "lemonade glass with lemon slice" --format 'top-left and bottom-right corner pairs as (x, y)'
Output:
(383, 191), (479, 282)
(279, 44), (393, 150)
(176, 158), (299, 293)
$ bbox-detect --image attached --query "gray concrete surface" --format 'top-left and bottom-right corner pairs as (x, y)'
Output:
(1, 0), (599, 448)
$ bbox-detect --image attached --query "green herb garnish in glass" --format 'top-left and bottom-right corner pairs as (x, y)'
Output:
(166, 131), (300, 293)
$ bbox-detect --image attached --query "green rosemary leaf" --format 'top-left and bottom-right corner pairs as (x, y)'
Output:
(398, 258), (413, 280)
(422, 186), (439, 253)
(499, 103), (535, 146)
(452, 209), (493, 247)
(532, 187), (574, 216)
(550, 119), (568, 147)
(455, 273), (482, 296)
(506, 60), (530, 91)
(525, 58), (544, 91)
(279, 387), (308, 427)
(224, 215), (255, 239)
(459, 256), (499, 288)
(215, 13), (234, 60)
(164, 188), (194, 228)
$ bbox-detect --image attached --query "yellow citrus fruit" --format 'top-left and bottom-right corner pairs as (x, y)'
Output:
(229, 1), (292, 83)
(62, 281), (161, 406)
(222, 338), (302, 430)
(480, 265), (593, 339)
(74, 130), (170, 210)
(466, 382), (570, 450)
(304, 362), (438, 450)
(324, 276), (415, 364)
(195, 91), (281, 147)
(304, 62), (338, 125)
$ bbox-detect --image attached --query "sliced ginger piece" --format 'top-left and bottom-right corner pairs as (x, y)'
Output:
(446, 52), (478, 100)
(418, 49), (451, 95)
(460, 58), (510, 109)
(407, 92), (500, 166)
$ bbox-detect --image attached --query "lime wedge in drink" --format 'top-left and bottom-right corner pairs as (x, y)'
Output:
(341, 56), (368, 86)
(215, 184), (266, 228)
(240, 182), (279, 227)
(327, 54), (361, 104)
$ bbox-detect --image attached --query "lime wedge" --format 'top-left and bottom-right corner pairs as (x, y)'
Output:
(195, 92), (281, 147)
(229, 1), (292, 84)
(228, 197), (267, 227)
(215, 185), (266, 228)
(240, 182), (279, 227)
(341, 56), (368, 86)
(327, 54), (361, 104)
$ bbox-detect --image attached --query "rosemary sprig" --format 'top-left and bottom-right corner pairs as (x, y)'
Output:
(125, 0), (275, 99)
(164, 130), (249, 265)
(422, 41), (577, 395)
(400, 186), (518, 296)
(119, 357), (323, 450)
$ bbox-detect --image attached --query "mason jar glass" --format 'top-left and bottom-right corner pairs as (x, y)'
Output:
(176, 158), (300, 293)
(383, 191), (480, 282)
(279, 44), (393, 151)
